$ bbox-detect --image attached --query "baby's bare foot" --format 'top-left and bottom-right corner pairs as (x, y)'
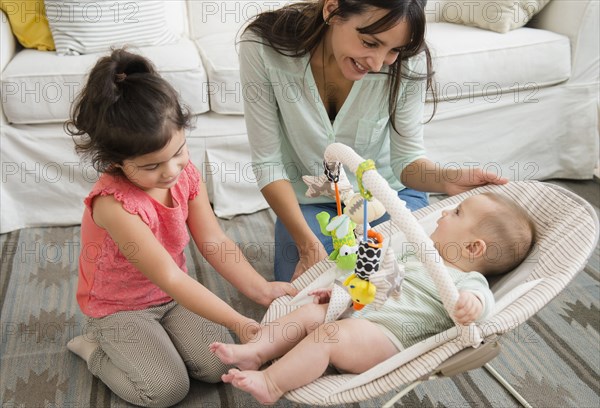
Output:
(209, 342), (262, 371)
(222, 368), (282, 405)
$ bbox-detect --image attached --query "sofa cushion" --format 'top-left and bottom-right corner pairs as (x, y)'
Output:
(0, 0), (55, 50)
(1, 37), (209, 124)
(195, 31), (244, 115)
(45, 0), (178, 55)
(189, 112), (269, 218)
(188, 1), (294, 115)
(426, 23), (571, 102)
(438, 0), (551, 33)
(187, 0), (292, 40)
(194, 22), (571, 112)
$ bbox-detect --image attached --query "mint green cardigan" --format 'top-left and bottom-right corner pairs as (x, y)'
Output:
(239, 33), (428, 204)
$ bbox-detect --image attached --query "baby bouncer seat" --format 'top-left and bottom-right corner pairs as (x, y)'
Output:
(262, 143), (599, 407)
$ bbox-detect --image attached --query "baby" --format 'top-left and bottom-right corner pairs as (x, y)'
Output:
(210, 192), (535, 404)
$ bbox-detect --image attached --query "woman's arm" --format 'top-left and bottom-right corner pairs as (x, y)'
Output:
(400, 157), (508, 196)
(239, 34), (288, 194)
(390, 55), (507, 196)
(400, 157), (451, 194)
(261, 180), (328, 279)
(187, 176), (296, 305)
(93, 195), (256, 341)
(239, 37), (327, 279)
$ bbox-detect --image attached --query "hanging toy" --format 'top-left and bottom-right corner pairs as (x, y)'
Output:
(294, 146), (404, 317)
(322, 160), (345, 218)
(342, 192), (385, 232)
(343, 159), (385, 310)
(302, 161), (386, 232)
(316, 212), (358, 271)
(316, 160), (359, 271)
(344, 230), (384, 310)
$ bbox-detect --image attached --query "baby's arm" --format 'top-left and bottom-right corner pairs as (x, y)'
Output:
(454, 272), (495, 325)
(187, 178), (297, 306)
(93, 195), (258, 342)
(454, 291), (483, 325)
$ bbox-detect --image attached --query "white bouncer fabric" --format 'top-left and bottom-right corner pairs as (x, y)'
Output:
(262, 146), (599, 405)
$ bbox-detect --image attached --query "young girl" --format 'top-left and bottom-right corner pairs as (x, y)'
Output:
(65, 48), (296, 408)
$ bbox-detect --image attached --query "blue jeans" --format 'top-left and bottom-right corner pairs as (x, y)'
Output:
(273, 188), (429, 282)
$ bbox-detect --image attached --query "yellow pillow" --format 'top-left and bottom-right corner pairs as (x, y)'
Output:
(439, 0), (552, 33)
(0, 0), (55, 50)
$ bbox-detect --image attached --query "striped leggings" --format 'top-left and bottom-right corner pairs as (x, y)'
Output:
(85, 301), (234, 407)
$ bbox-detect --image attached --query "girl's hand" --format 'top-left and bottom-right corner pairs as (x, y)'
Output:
(254, 281), (298, 307)
(236, 318), (261, 344)
(454, 291), (483, 325)
(309, 288), (333, 304)
(291, 241), (328, 281)
(444, 167), (508, 196)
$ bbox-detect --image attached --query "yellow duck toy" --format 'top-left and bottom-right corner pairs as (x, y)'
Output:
(343, 230), (384, 310)
(343, 275), (377, 310)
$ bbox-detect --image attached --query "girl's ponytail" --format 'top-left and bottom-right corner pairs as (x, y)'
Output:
(83, 49), (156, 107)
(67, 48), (191, 174)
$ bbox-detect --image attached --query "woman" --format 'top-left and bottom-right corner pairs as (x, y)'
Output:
(239, 0), (506, 281)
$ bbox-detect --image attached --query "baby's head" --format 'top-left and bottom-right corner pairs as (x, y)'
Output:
(66, 48), (191, 177)
(431, 192), (535, 276)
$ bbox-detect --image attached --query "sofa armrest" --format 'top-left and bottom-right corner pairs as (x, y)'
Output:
(1, 9), (18, 124)
(529, 0), (599, 84)
(1, 9), (18, 72)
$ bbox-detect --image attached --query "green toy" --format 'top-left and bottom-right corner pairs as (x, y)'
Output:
(316, 211), (358, 271)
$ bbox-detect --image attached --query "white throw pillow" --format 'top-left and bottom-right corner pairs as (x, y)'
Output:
(438, 0), (551, 33)
(45, 0), (178, 55)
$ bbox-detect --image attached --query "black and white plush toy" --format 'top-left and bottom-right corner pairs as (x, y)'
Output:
(354, 237), (383, 280)
(343, 231), (384, 310)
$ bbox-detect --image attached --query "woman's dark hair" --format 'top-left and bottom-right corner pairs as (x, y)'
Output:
(66, 48), (192, 175)
(243, 0), (436, 131)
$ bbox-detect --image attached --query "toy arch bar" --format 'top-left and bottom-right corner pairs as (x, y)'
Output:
(324, 143), (462, 321)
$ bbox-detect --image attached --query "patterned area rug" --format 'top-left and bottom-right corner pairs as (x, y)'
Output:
(1, 181), (598, 408)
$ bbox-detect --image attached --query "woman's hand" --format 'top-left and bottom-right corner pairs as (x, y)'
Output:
(291, 241), (328, 281)
(444, 167), (508, 196)
(454, 291), (483, 325)
(309, 288), (333, 304)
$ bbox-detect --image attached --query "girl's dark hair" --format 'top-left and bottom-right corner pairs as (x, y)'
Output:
(243, 0), (436, 130)
(66, 48), (192, 174)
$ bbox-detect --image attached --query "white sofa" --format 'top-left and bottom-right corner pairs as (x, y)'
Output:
(1, 0), (598, 234)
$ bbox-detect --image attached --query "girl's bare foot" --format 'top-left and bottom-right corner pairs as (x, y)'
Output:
(222, 368), (283, 405)
(209, 342), (262, 371)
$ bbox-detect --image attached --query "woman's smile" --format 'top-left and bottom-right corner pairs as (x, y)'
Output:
(351, 58), (369, 74)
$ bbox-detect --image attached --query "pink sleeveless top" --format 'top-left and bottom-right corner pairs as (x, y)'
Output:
(77, 162), (201, 318)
